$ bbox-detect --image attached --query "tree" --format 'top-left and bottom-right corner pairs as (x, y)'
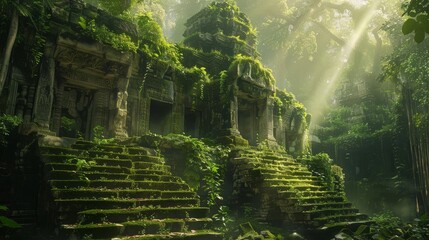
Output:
(380, 37), (429, 215)
(402, 0), (429, 43)
(0, 0), (52, 97)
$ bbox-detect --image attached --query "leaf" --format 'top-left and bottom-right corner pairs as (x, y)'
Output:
(355, 225), (368, 235)
(0, 216), (21, 228)
(402, 18), (417, 35)
(0, 205), (7, 211)
(414, 29), (425, 43)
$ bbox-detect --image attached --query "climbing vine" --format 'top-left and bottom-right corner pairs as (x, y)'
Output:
(78, 17), (138, 52)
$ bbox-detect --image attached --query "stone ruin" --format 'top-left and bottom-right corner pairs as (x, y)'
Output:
(0, 1), (370, 239)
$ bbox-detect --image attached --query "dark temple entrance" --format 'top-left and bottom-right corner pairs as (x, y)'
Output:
(149, 100), (172, 135)
(238, 98), (259, 145)
(184, 108), (201, 137)
(60, 86), (94, 139)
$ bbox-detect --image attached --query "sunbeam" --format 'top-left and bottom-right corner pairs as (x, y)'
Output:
(308, 1), (380, 129)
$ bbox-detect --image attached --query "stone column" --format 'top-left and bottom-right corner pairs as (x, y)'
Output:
(91, 89), (110, 138)
(172, 85), (184, 134)
(51, 79), (65, 135)
(32, 43), (56, 135)
(258, 97), (277, 145)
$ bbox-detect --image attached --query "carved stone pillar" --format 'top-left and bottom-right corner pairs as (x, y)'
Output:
(51, 79), (65, 135)
(113, 77), (130, 139)
(91, 89), (110, 138)
(32, 43), (56, 135)
(258, 97), (277, 145)
(172, 86), (184, 134)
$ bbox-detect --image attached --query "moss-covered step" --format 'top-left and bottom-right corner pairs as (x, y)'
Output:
(253, 167), (312, 176)
(114, 230), (223, 240)
(52, 188), (162, 199)
(121, 218), (214, 236)
(48, 170), (181, 182)
(52, 189), (196, 200)
(310, 213), (369, 226)
(86, 151), (163, 163)
(302, 207), (359, 219)
(49, 180), (190, 190)
(298, 202), (353, 212)
(72, 143), (127, 153)
(277, 190), (339, 198)
(45, 163), (131, 173)
(121, 219), (187, 235)
(60, 223), (123, 239)
(288, 196), (346, 204)
(39, 146), (80, 155)
(79, 207), (211, 224)
(55, 198), (200, 212)
(41, 154), (134, 168)
(259, 172), (318, 181)
(265, 183), (324, 192)
(262, 178), (317, 186)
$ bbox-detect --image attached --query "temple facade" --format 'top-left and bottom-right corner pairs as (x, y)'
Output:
(1, 0), (310, 154)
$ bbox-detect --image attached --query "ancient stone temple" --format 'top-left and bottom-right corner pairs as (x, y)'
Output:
(0, 1), (369, 239)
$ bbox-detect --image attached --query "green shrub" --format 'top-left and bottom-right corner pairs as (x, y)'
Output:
(0, 114), (22, 146)
(299, 153), (343, 191)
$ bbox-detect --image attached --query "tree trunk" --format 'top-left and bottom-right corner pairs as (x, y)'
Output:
(0, 9), (19, 97)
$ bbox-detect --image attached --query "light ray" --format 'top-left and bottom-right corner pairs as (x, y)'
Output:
(308, 1), (380, 129)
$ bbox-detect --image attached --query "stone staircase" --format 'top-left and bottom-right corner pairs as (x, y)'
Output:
(39, 140), (222, 239)
(230, 148), (370, 235)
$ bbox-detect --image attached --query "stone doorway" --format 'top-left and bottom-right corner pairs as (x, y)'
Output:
(184, 108), (201, 138)
(238, 98), (259, 145)
(149, 100), (172, 135)
(59, 86), (94, 139)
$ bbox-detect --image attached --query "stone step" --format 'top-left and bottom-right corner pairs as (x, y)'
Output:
(40, 146), (80, 155)
(289, 196), (346, 204)
(258, 163), (308, 172)
(86, 150), (163, 162)
(72, 143), (128, 153)
(121, 218), (213, 236)
(44, 156), (171, 171)
(278, 190), (338, 198)
(72, 142), (157, 156)
(311, 213), (368, 226)
(61, 223), (123, 239)
(48, 170), (180, 182)
(79, 207), (210, 224)
(45, 163), (170, 175)
(299, 202), (353, 212)
(255, 167), (312, 176)
(303, 208), (360, 220)
(55, 198), (200, 212)
(259, 172), (318, 181)
(52, 189), (196, 199)
(263, 178), (317, 186)
(49, 180), (190, 191)
(115, 231), (223, 240)
(42, 154), (133, 168)
(265, 184), (324, 192)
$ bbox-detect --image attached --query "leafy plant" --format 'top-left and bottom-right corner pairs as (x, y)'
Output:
(78, 17), (138, 52)
(0, 205), (20, 229)
(299, 153), (343, 191)
(144, 133), (229, 207)
(92, 125), (114, 145)
(212, 206), (234, 232)
(333, 213), (429, 240)
(0, 114), (22, 146)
